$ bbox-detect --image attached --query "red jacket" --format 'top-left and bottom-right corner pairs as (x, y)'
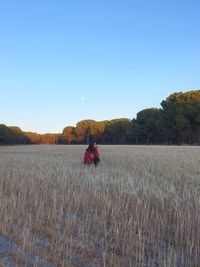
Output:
(84, 148), (99, 164)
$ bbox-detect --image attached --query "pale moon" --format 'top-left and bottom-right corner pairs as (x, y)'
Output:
(81, 97), (85, 101)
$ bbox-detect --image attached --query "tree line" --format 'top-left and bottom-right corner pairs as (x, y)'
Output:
(1, 90), (200, 145)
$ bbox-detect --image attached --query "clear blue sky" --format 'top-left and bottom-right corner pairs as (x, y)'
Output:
(0, 0), (200, 133)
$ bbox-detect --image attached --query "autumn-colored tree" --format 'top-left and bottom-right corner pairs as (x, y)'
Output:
(60, 126), (76, 144)
(1, 90), (200, 145)
(75, 120), (97, 143)
(86, 121), (109, 143)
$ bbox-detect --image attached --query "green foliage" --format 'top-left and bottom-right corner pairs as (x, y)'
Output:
(161, 90), (200, 144)
(133, 109), (163, 144)
(104, 119), (132, 144)
(1, 90), (200, 145)
(0, 125), (29, 144)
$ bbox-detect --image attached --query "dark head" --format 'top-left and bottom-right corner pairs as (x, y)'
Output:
(87, 142), (97, 151)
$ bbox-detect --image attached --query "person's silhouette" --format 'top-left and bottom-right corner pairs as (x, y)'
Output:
(84, 142), (100, 167)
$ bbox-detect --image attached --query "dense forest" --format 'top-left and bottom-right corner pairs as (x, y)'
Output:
(1, 90), (200, 145)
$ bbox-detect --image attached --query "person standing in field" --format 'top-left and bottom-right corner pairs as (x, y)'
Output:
(84, 142), (100, 167)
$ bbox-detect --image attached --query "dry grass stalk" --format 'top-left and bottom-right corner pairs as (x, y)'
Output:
(0, 145), (199, 266)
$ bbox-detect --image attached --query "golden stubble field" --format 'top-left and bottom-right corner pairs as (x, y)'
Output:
(0, 145), (199, 267)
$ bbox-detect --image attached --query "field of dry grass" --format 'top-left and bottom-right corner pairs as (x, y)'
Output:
(0, 145), (199, 267)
